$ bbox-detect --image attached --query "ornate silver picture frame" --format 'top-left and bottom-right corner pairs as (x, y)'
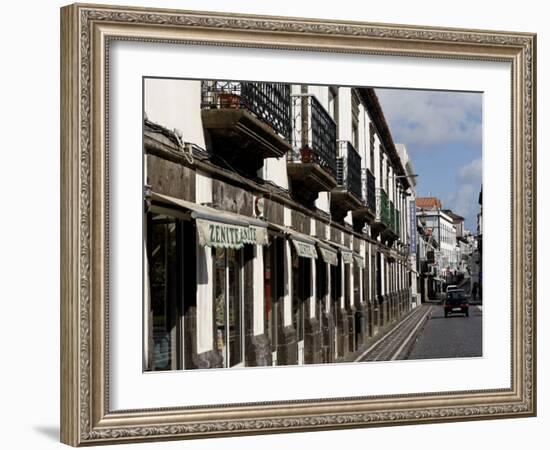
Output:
(60, 3), (536, 446)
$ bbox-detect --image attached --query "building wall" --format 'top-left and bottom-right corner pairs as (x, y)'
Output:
(144, 79), (206, 149)
(263, 157), (289, 190)
(144, 78), (413, 369)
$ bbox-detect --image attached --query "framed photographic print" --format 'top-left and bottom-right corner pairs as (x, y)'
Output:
(60, 3), (536, 446)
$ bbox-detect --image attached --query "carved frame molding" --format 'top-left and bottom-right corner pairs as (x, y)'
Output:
(60, 3), (536, 446)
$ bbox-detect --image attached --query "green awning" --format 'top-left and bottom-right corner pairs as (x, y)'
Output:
(323, 239), (353, 264)
(353, 253), (365, 268)
(316, 242), (338, 266)
(151, 192), (268, 249)
(292, 239), (318, 259)
(196, 219), (267, 249)
(269, 223), (318, 259)
(341, 251), (354, 265)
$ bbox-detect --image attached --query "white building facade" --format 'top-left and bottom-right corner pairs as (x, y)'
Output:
(416, 208), (458, 279)
(143, 79), (414, 370)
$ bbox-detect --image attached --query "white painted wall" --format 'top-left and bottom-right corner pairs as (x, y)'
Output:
(326, 264), (332, 314)
(310, 259), (316, 319)
(339, 260), (345, 309)
(359, 240), (365, 303)
(196, 242), (214, 354)
(253, 245), (265, 336)
(263, 157), (289, 190)
(284, 206), (292, 227)
(144, 78), (206, 149)
(310, 218), (317, 319)
(367, 243), (372, 303)
(283, 240), (292, 327)
(381, 152), (387, 191)
(195, 171), (212, 204)
(307, 85), (329, 110)
(315, 192), (331, 214)
(388, 165), (394, 202)
(337, 87), (352, 141)
(195, 171), (214, 353)
(358, 103), (367, 159)
(344, 211), (353, 225)
(381, 252), (386, 296)
(374, 134), (382, 186)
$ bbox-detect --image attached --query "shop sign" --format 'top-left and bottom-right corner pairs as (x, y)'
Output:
(341, 250), (353, 265)
(353, 254), (365, 268)
(244, 226), (268, 245)
(196, 219), (267, 248)
(318, 247), (338, 266)
(292, 239), (318, 259)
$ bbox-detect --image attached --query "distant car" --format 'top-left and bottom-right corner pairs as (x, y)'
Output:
(446, 284), (458, 293)
(444, 289), (469, 317)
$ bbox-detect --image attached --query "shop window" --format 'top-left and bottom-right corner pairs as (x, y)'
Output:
(344, 263), (353, 352)
(292, 250), (311, 342)
(353, 262), (361, 307)
(145, 211), (198, 371)
(147, 213), (181, 371)
(264, 236), (281, 350)
(214, 248), (244, 368)
(316, 258), (328, 324)
(331, 259), (341, 307)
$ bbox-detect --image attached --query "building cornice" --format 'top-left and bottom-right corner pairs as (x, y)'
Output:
(144, 125), (384, 245)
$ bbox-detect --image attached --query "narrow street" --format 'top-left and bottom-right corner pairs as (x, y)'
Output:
(407, 303), (482, 360)
(354, 300), (482, 362)
(355, 304), (433, 362)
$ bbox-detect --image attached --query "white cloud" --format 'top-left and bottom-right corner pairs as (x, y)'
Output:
(376, 89), (482, 150)
(458, 158), (482, 184)
(442, 158), (483, 230)
(444, 184), (477, 225)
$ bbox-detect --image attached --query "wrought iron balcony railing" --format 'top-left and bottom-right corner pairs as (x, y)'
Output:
(361, 168), (376, 212)
(375, 188), (391, 227)
(336, 141), (362, 200)
(201, 81), (291, 139)
(289, 94), (337, 179)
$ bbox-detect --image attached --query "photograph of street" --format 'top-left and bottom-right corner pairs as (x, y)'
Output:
(143, 79), (483, 371)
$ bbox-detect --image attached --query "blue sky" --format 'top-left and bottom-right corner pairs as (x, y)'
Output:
(376, 88), (482, 231)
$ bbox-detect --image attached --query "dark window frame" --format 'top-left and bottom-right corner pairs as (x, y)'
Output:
(213, 247), (245, 368)
(264, 234), (282, 351)
(145, 209), (190, 372)
(292, 248), (311, 342)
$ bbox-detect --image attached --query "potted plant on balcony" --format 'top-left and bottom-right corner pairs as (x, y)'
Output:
(300, 145), (314, 163)
(218, 92), (241, 109)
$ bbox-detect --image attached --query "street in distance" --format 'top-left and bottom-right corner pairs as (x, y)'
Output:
(143, 79), (483, 370)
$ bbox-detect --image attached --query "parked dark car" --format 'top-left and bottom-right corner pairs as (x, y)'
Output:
(444, 289), (469, 317)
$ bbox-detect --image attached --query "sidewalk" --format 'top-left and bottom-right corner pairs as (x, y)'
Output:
(346, 303), (433, 363)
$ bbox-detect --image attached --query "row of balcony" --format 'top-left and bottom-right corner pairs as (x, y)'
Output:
(375, 189), (401, 238)
(200, 81), (402, 234)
